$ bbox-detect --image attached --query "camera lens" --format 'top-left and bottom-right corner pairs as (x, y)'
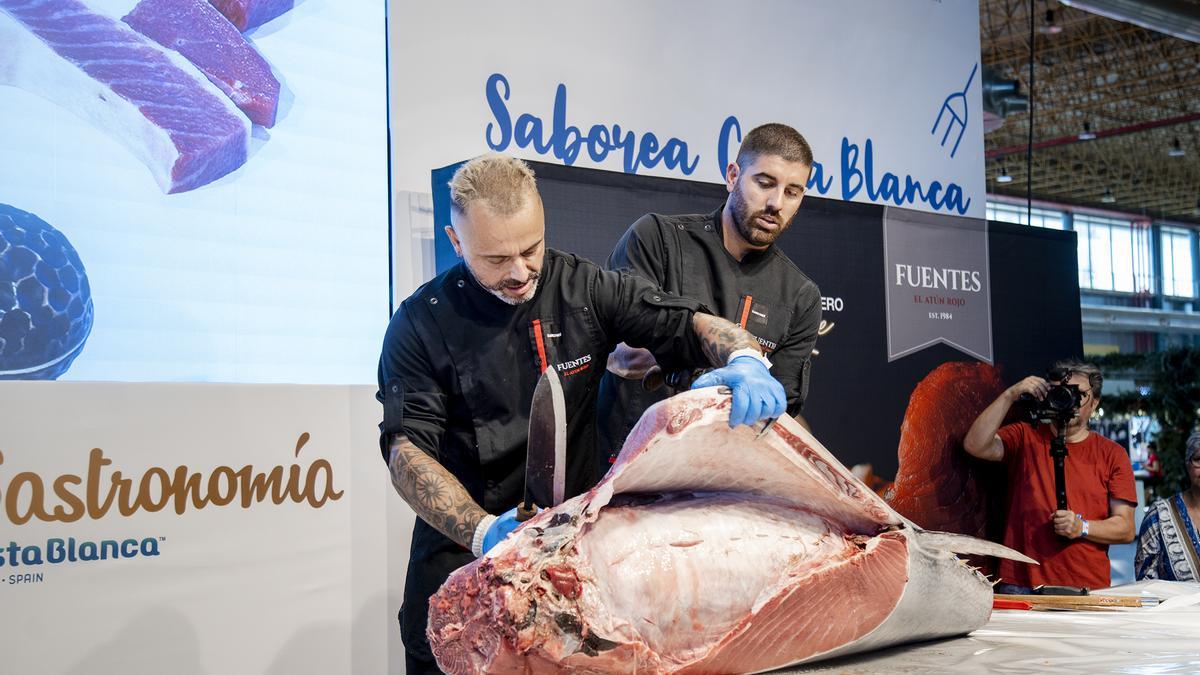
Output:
(1045, 386), (1074, 412)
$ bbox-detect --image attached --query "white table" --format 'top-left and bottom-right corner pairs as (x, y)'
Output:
(784, 581), (1200, 674)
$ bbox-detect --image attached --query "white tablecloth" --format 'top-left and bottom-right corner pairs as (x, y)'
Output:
(784, 581), (1200, 674)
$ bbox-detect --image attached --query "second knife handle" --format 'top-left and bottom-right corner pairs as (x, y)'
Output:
(516, 501), (538, 522)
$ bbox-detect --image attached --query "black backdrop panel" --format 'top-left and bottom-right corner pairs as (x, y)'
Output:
(433, 161), (727, 270)
(431, 161), (1083, 477)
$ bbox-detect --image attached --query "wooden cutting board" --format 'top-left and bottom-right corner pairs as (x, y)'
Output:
(994, 593), (1146, 610)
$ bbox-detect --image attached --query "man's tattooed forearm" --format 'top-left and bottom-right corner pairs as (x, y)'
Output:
(388, 435), (486, 548)
(694, 313), (759, 365)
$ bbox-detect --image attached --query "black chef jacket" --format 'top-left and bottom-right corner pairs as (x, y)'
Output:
(596, 209), (822, 470)
(376, 248), (712, 672)
(377, 247), (709, 510)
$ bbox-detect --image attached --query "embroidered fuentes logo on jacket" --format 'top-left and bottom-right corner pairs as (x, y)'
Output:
(555, 354), (592, 376)
(529, 318), (591, 376)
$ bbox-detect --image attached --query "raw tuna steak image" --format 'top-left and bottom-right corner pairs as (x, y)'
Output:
(124, 0), (281, 127)
(427, 388), (1032, 673)
(207, 0), (292, 32)
(0, 204), (94, 380)
(888, 361), (1009, 541)
(0, 0), (251, 193)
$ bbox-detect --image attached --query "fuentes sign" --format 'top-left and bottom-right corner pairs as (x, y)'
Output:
(884, 207), (993, 363)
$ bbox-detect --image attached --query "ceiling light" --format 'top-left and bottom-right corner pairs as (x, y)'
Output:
(1101, 188), (1116, 204)
(1078, 122), (1096, 140)
(997, 165), (1013, 183)
(1038, 9), (1064, 34)
(1169, 138), (1186, 157)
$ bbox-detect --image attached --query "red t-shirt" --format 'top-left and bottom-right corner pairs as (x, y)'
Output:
(996, 422), (1137, 589)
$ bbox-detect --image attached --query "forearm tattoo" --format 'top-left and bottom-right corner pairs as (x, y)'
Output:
(388, 434), (487, 548)
(694, 313), (760, 365)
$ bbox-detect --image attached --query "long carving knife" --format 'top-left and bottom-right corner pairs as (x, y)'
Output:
(517, 366), (567, 521)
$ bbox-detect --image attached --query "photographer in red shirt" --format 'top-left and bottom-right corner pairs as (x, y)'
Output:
(964, 360), (1136, 592)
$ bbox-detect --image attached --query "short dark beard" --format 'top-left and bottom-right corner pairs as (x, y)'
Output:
(728, 181), (794, 247)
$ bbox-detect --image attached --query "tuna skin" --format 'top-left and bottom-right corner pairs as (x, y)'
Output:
(428, 388), (1023, 673)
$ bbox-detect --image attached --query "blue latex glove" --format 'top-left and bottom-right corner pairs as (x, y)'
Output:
(481, 507), (522, 554)
(691, 356), (787, 428)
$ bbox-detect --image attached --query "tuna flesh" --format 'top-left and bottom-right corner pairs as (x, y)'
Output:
(207, 0), (291, 32)
(428, 388), (1033, 673)
(888, 361), (1009, 541)
(124, 0), (281, 127)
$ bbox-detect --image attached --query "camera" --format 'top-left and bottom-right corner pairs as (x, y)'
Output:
(1019, 383), (1083, 423)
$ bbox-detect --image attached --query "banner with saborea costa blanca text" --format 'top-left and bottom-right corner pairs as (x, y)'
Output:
(386, 1), (984, 301)
(390, 0), (984, 222)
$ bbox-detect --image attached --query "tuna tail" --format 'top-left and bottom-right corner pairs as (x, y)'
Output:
(909, 528), (1038, 565)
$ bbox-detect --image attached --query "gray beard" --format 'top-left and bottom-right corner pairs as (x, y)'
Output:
(489, 278), (539, 305)
(465, 262), (539, 305)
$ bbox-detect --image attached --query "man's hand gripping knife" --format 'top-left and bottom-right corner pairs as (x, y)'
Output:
(472, 507), (522, 557)
(691, 348), (787, 428)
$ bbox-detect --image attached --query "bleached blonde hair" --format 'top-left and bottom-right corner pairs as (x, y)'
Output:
(448, 154), (539, 217)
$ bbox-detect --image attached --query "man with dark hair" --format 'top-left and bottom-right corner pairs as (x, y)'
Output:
(595, 123), (822, 472)
(964, 359), (1137, 591)
(735, 121), (815, 174)
(378, 154), (789, 673)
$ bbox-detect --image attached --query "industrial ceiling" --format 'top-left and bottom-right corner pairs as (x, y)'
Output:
(980, 0), (1200, 224)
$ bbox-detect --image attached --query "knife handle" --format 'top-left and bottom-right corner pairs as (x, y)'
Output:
(516, 501), (538, 522)
(641, 366), (665, 392)
(642, 367), (708, 393)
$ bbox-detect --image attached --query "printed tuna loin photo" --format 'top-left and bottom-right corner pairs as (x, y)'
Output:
(888, 361), (1009, 540)
(207, 0), (293, 32)
(0, 0), (251, 194)
(428, 388), (1033, 674)
(123, 0), (282, 128)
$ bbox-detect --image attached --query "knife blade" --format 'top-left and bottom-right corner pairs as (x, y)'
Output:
(755, 416), (778, 439)
(518, 366), (567, 521)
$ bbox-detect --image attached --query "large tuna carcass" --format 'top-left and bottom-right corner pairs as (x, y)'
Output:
(428, 388), (1033, 673)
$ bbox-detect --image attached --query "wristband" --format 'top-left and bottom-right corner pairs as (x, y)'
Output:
(471, 514), (497, 558)
(728, 347), (772, 370)
(1076, 514), (1089, 538)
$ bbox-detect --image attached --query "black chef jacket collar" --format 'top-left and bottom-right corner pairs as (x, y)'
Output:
(455, 259), (546, 314)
